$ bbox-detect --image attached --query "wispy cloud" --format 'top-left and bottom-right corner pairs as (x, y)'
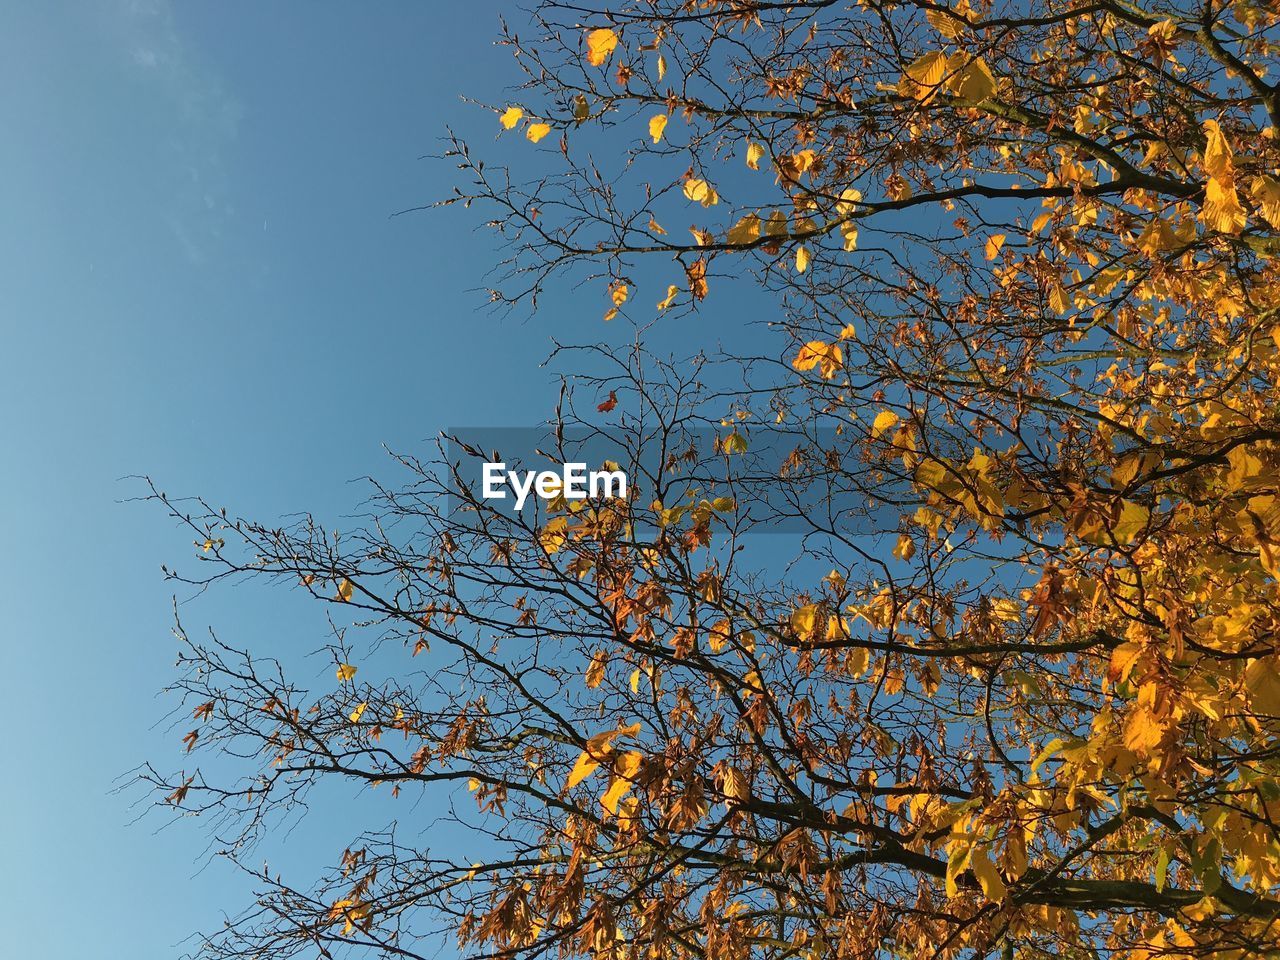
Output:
(113, 0), (241, 263)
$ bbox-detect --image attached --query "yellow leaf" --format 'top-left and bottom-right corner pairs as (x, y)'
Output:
(1031, 738), (1067, 774)
(1105, 650), (1146, 686)
(499, 106), (523, 129)
(1202, 118), (1234, 181)
(840, 222), (858, 251)
(991, 599), (1022, 622)
(708, 620), (732, 653)
(349, 702), (368, 723)
(330, 898), (371, 936)
(585, 28), (619, 67)
(900, 50), (949, 99)
(726, 214), (760, 245)
(586, 649), (607, 688)
(950, 56), (996, 101)
(825, 614), (845, 642)
(567, 751), (601, 788)
(601, 752), (643, 813)
(617, 750), (642, 777)
(790, 604), (821, 640)
(648, 113), (668, 144)
(872, 409), (900, 437)
(610, 282), (629, 306)
(683, 177), (719, 207)
(656, 53), (666, 80)
(945, 842), (972, 897)
(787, 149), (817, 176)
(893, 533), (915, 561)
(1245, 658), (1280, 717)
(722, 766), (749, 802)
(971, 847), (1007, 902)
(1112, 500), (1150, 545)
(915, 458), (956, 496)
(836, 187), (863, 214)
(616, 795), (640, 830)
(792, 341), (843, 379)
(905, 50), (948, 87)
(984, 234), (1006, 260)
(927, 6), (968, 38)
(1226, 445), (1263, 490)
(1137, 217), (1178, 254)
(746, 141), (764, 170)
(1250, 175), (1280, 229)
(1123, 705), (1164, 756)
(526, 122), (552, 143)
(1202, 176), (1246, 234)
(336, 663), (358, 682)
(336, 578), (354, 601)
(647, 215), (667, 235)
(795, 245), (811, 273)
(540, 516), (570, 553)
(601, 777), (630, 813)
(657, 284), (679, 310)
(1048, 282), (1070, 314)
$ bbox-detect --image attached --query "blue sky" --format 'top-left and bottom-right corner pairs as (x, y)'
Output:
(0, 2), (638, 955)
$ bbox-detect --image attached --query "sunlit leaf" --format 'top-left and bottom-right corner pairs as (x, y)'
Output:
(648, 113), (668, 144)
(682, 178), (719, 207)
(585, 28), (619, 67)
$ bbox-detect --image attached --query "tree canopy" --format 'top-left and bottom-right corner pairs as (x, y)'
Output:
(147, 3), (1280, 960)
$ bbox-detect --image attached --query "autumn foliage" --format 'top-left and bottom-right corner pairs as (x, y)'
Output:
(148, 3), (1280, 960)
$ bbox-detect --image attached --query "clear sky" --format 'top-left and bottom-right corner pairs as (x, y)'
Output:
(0, 2), (639, 955)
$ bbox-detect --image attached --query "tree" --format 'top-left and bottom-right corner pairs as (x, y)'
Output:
(147, 3), (1280, 960)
